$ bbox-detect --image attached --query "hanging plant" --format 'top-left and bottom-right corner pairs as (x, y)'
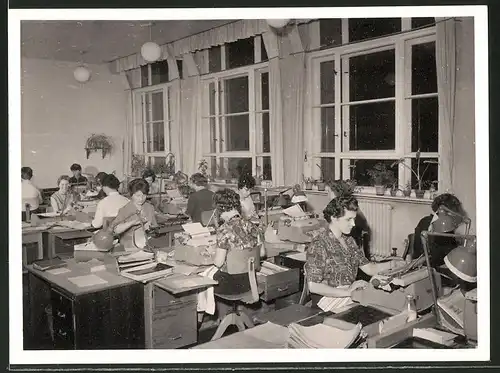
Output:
(85, 133), (113, 159)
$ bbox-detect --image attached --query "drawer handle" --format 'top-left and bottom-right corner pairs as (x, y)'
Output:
(169, 334), (182, 341)
(277, 285), (289, 292)
(56, 311), (66, 318)
(58, 329), (67, 337)
(169, 299), (182, 305)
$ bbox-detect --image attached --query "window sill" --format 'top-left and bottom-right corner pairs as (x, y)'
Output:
(304, 189), (432, 205)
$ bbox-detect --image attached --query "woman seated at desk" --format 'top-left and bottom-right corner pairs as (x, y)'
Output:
(305, 195), (395, 307)
(212, 188), (265, 295)
(111, 178), (158, 252)
(186, 173), (214, 224)
(50, 175), (76, 214)
(94, 171), (108, 200)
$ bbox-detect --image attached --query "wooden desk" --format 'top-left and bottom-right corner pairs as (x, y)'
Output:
(22, 230), (44, 269)
(25, 263), (144, 350)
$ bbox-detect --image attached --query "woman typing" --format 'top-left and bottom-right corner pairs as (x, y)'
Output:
(212, 189), (265, 295)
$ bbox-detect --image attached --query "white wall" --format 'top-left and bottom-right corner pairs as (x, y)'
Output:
(21, 58), (128, 188)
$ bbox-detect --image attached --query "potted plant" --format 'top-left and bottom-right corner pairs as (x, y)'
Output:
(85, 133), (113, 159)
(327, 179), (360, 198)
(130, 154), (147, 177)
(391, 150), (439, 199)
(402, 182), (412, 197)
(367, 163), (395, 196)
(315, 164), (326, 191)
(303, 175), (314, 190)
(389, 181), (400, 197)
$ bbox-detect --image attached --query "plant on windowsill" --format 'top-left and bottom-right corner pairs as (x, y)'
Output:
(327, 179), (360, 197)
(315, 164), (326, 191)
(367, 163), (395, 196)
(303, 175), (314, 190)
(85, 133), (113, 159)
(390, 150), (439, 199)
(402, 182), (412, 197)
(130, 154), (147, 177)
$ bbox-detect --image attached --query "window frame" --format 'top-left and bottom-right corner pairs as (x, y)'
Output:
(201, 35), (271, 181)
(306, 19), (439, 193)
(132, 81), (175, 169)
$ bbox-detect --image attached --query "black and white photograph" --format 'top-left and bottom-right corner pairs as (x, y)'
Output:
(9, 5), (489, 365)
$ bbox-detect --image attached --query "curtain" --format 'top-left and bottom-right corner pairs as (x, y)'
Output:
(280, 52), (306, 186)
(268, 57), (285, 187)
(435, 17), (457, 193)
(180, 75), (203, 176)
(169, 79), (182, 172)
(121, 71), (136, 178)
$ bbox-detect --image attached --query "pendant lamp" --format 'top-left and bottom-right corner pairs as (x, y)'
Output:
(141, 23), (161, 63)
(74, 51), (91, 83)
(267, 19), (291, 29)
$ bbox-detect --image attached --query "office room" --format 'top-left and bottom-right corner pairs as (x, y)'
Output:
(10, 5), (489, 365)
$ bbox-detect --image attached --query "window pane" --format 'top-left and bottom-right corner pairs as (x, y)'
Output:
(318, 157), (335, 182)
(347, 159), (399, 187)
(262, 112), (270, 153)
(145, 94), (151, 122)
(349, 49), (395, 101)
(209, 82), (216, 115)
(166, 87), (171, 121)
(320, 107), (335, 152)
(209, 117), (216, 153)
(226, 37), (254, 69)
(151, 91), (163, 121)
(412, 17), (435, 29)
(411, 157), (438, 190)
(224, 114), (249, 151)
(141, 65), (149, 87)
(348, 18), (401, 42)
(411, 97), (438, 153)
(209, 45), (222, 73)
(412, 42), (437, 95)
(151, 60), (169, 85)
(152, 156), (166, 167)
(257, 156), (272, 181)
(320, 19), (342, 48)
(347, 101), (395, 150)
(176, 59), (183, 79)
(261, 72), (269, 110)
(152, 122), (165, 152)
(261, 37), (268, 62)
(320, 60), (335, 104)
(209, 156), (218, 179)
(221, 157), (253, 179)
(223, 76), (249, 113)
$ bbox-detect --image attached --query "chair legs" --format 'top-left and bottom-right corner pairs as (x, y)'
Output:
(211, 305), (255, 341)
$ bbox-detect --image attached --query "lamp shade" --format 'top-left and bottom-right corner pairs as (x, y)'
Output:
(444, 242), (477, 283)
(141, 42), (162, 62)
(73, 66), (91, 83)
(432, 205), (464, 233)
(92, 229), (114, 251)
(267, 19), (291, 29)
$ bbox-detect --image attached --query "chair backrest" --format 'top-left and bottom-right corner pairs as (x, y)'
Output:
(299, 267), (310, 305)
(201, 209), (217, 227)
(247, 257), (259, 303)
(225, 245), (261, 275)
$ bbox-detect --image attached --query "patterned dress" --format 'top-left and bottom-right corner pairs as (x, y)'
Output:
(214, 214), (261, 295)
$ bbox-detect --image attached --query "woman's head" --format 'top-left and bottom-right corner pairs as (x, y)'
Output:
(323, 196), (359, 234)
(431, 193), (465, 215)
(189, 173), (209, 190)
(21, 167), (33, 180)
(70, 163), (82, 177)
(57, 175), (71, 193)
(213, 188), (241, 215)
(237, 173), (256, 199)
(95, 172), (108, 187)
(102, 174), (120, 194)
(142, 169), (156, 184)
(128, 178), (150, 206)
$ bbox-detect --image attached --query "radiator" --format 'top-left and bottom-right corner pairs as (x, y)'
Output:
(358, 200), (394, 259)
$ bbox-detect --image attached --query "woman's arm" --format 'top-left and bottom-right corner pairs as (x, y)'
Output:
(308, 281), (352, 298)
(359, 261), (396, 276)
(113, 218), (140, 235)
(213, 248), (227, 268)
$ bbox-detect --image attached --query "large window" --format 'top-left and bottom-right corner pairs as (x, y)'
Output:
(202, 36), (271, 181)
(308, 18), (439, 191)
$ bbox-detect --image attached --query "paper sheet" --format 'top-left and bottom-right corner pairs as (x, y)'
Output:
(286, 252), (307, 262)
(68, 274), (108, 287)
(282, 204), (306, 218)
(46, 267), (71, 275)
(182, 222), (210, 236)
(90, 265), (106, 272)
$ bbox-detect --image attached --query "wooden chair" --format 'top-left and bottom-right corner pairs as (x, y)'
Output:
(299, 267), (310, 306)
(210, 248), (264, 341)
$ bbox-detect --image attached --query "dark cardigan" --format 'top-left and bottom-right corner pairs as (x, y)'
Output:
(413, 214), (457, 266)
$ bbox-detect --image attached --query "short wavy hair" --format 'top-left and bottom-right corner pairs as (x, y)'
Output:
(431, 193), (465, 215)
(142, 168), (156, 183)
(95, 172), (108, 186)
(190, 172), (208, 187)
(238, 173), (256, 190)
(102, 174), (120, 190)
(323, 196), (359, 223)
(70, 163), (82, 172)
(128, 178), (150, 195)
(213, 188), (241, 214)
(21, 167), (33, 180)
(57, 175), (71, 187)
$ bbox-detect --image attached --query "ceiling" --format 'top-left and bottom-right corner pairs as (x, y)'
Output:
(21, 20), (235, 64)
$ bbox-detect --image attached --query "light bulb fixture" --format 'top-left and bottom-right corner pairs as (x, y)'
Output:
(74, 51), (91, 83)
(140, 22), (161, 63)
(266, 19), (292, 30)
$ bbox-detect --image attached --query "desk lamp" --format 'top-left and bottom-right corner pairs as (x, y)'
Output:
(420, 205), (474, 324)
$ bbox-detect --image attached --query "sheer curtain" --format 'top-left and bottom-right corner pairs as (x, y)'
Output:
(268, 57), (285, 186)
(435, 17), (457, 193)
(122, 71), (138, 178)
(169, 79), (182, 172)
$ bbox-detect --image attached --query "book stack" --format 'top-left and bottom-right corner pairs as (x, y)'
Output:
(116, 250), (155, 271)
(117, 250), (174, 283)
(33, 257), (66, 271)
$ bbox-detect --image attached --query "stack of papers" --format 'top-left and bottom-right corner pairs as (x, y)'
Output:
(33, 257), (66, 271)
(413, 328), (457, 346)
(287, 322), (362, 349)
(117, 250), (155, 270)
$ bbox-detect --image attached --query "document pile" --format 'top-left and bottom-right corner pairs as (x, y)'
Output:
(286, 321), (362, 349)
(118, 251), (173, 283)
(173, 223), (216, 266)
(116, 250), (155, 271)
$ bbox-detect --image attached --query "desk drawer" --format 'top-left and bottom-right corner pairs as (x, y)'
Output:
(51, 289), (75, 349)
(54, 236), (90, 256)
(257, 266), (300, 302)
(152, 301), (197, 349)
(153, 286), (197, 308)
